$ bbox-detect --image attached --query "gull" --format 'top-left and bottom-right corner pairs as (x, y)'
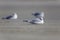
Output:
(2, 13), (18, 20)
(23, 12), (45, 24)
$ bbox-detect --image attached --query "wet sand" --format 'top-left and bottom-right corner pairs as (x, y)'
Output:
(0, 1), (60, 40)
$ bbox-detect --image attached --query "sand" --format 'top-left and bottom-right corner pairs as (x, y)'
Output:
(0, 0), (60, 40)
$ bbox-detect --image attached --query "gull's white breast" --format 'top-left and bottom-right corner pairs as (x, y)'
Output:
(11, 13), (18, 19)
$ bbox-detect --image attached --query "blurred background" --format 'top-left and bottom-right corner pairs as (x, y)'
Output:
(0, 0), (60, 40)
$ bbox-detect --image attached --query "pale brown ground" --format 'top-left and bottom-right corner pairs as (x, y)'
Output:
(0, 0), (60, 40)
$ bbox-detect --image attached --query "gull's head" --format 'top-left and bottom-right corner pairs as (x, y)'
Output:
(10, 12), (18, 19)
(40, 12), (44, 17)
